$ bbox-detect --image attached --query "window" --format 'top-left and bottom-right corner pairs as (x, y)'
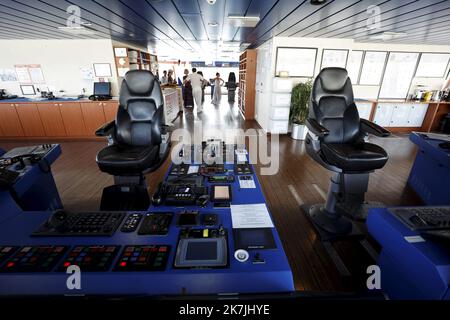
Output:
(359, 51), (387, 85)
(415, 53), (450, 78)
(379, 52), (419, 99)
(320, 49), (348, 69)
(346, 50), (363, 84)
(275, 47), (317, 77)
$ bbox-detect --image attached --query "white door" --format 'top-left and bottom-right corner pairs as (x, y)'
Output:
(389, 104), (410, 126)
(373, 104), (395, 127)
(407, 104), (428, 127)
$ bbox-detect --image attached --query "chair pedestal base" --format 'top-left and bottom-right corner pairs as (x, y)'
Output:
(100, 175), (150, 211)
(303, 204), (363, 241)
(337, 200), (385, 221)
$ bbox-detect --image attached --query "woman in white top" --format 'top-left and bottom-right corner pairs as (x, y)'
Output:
(212, 72), (225, 105)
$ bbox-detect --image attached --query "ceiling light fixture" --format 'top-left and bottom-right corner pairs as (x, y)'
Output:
(208, 22), (219, 27)
(228, 15), (260, 27)
(57, 26), (98, 35)
(310, 0), (327, 5)
(368, 31), (407, 41)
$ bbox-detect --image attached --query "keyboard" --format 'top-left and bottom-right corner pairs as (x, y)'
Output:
(390, 206), (450, 231)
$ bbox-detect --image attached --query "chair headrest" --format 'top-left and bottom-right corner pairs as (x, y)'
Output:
(318, 68), (349, 92)
(124, 70), (155, 95)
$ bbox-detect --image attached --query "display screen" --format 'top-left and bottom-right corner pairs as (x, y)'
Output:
(234, 228), (276, 249)
(185, 241), (217, 260)
(94, 82), (111, 96)
(213, 186), (230, 200)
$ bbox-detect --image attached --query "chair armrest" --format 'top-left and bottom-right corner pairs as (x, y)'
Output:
(306, 118), (329, 138)
(95, 120), (115, 137)
(360, 119), (390, 137)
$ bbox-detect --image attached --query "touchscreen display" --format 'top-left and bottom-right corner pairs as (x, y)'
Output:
(186, 241), (217, 260)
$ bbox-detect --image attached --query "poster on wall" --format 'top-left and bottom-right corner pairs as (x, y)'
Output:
(93, 63), (112, 77)
(15, 65), (32, 83)
(28, 65), (45, 83)
(80, 67), (94, 80)
(0, 69), (18, 82)
(14, 64), (45, 84)
(275, 47), (317, 77)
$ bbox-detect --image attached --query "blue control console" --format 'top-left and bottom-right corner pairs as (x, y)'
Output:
(0, 144), (62, 218)
(367, 207), (450, 300)
(408, 132), (450, 205)
(0, 144), (294, 297)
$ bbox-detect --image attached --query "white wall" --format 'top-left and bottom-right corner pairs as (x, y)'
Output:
(268, 37), (450, 100)
(0, 39), (119, 97)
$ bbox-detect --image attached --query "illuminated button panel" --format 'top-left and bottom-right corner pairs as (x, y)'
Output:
(114, 245), (170, 271)
(0, 246), (19, 266)
(0, 246), (69, 272)
(57, 245), (120, 272)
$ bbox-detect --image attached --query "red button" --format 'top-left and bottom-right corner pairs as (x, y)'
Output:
(120, 262), (127, 267)
(6, 262), (14, 268)
(64, 262), (70, 268)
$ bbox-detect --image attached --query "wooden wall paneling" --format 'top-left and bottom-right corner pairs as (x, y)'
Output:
(15, 103), (45, 137)
(37, 103), (67, 136)
(0, 103), (25, 136)
(80, 102), (107, 136)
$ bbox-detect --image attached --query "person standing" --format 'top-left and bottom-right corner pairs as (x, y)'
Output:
(212, 72), (224, 105)
(183, 69), (193, 108)
(197, 71), (207, 103)
(161, 70), (168, 84)
(186, 67), (205, 113)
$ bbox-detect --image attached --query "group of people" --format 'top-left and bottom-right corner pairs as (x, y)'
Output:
(159, 66), (231, 114)
(182, 68), (225, 113)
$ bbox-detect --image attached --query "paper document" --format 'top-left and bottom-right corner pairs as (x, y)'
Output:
(187, 165), (199, 174)
(238, 177), (256, 189)
(231, 204), (274, 229)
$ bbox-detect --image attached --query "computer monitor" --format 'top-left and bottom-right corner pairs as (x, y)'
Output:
(93, 82), (111, 97)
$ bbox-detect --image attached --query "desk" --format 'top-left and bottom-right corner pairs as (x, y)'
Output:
(0, 152), (294, 297)
(367, 208), (450, 300)
(407, 132), (450, 205)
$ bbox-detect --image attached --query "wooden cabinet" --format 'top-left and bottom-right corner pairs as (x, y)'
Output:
(15, 103), (45, 136)
(238, 49), (257, 120)
(0, 103), (24, 136)
(37, 103), (67, 136)
(102, 101), (118, 122)
(80, 102), (106, 135)
(60, 103), (87, 136)
(0, 100), (118, 139)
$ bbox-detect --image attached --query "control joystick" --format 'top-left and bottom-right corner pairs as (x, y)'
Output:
(46, 209), (68, 231)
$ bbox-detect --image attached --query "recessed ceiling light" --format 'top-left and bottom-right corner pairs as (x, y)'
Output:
(57, 26), (98, 35)
(368, 31), (407, 41)
(310, 0), (327, 5)
(228, 15), (260, 27)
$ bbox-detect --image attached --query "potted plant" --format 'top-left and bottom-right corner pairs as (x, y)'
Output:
(289, 80), (312, 140)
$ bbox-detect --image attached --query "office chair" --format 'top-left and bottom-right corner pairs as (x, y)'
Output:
(95, 70), (170, 210)
(304, 67), (390, 240)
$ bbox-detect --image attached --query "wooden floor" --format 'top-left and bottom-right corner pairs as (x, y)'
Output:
(0, 97), (421, 293)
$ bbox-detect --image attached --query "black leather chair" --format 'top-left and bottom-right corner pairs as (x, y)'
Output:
(95, 70), (170, 210)
(305, 67), (390, 240)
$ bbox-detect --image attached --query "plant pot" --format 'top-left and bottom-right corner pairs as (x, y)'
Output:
(291, 123), (308, 140)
